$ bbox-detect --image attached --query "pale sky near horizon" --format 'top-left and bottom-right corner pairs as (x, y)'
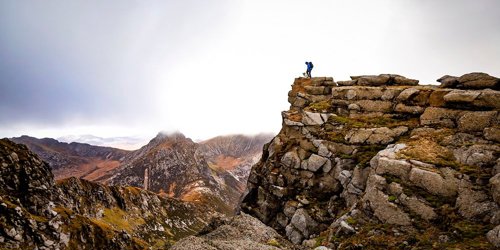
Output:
(1, 0), (500, 149)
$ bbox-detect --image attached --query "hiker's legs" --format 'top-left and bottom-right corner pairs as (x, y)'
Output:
(307, 70), (311, 78)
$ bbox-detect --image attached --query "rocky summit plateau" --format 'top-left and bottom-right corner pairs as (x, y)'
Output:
(241, 72), (500, 249)
(1, 72), (500, 250)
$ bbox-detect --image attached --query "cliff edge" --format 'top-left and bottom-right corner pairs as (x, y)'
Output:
(242, 73), (500, 249)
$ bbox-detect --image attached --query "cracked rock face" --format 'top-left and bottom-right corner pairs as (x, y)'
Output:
(242, 75), (500, 248)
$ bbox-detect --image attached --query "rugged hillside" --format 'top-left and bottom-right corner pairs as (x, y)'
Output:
(0, 138), (215, 249)
(12, 133), (270, 214)
(106, 132), (244, 214)
(11, 135), (129, 181)
(198, 134), (273, 182)
(242, 73), (500, 249)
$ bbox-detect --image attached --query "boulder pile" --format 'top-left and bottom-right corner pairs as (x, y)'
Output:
(438, 72), (500, 90)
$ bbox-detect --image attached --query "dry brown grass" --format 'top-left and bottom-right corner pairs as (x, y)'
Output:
(212, 155), (243, 171)
(289, 78), (312, 97)
(288, 113), (302, 122)
(400, 138), (454, 166)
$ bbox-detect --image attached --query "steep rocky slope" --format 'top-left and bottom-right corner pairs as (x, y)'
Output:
(198, 134), (273, 183)
(11, 135), (129, 181)
(242, 73), (500, 249)
(0, 138), (215, 249)
(106, 132), (244, 214)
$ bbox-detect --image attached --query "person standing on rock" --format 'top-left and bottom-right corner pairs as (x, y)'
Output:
(305, 61), (314, 78)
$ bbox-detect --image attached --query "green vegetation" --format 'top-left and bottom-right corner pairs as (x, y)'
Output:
(382, 174), (402, 184)
(266, 238), (281, 247)
(329, 115), (364, 127)
(313, 235), (327, 248)
(345, 217), (357, 225)
(94, 207), (146, 233)
(306, 100), (332, 112)
(402, 185), (454, 208)
(328, 115), (419, 129)
(325, 131), (346, 143)
(388, 196), (397, 202)
(452, 221), (493, 239)
(355, 145), (386, 168)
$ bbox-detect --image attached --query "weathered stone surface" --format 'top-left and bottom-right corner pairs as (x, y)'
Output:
(487, 225), (500, 247)
(490, 174), (500, 205)
(437, 75), (459, 88)
(281, 150), (301, 169)
(484, 127), (500, 142)
(346, 127), (408, 145)
(284, 119), (304, 127)
(429, 89), (451, 107)
(375, 157), (412, 180)
(396, 88), (420, 102)
(351, 74), (418, 86)
(399, 194), (437, 221)
(346, 89), (357, 100)
(292, 96), (309, 108)
(345, 129), (373, 144)
(290, 208), (318, 239)
(362, 175), (411, 225)
(304, 86), (331, 95)
(353, 75), (391, 86)
(473, 89), (500, 109)
(347, 103), (360, 111)
(454, 144), (499, 167)
(302, 111), (331, 126)
(307, 154), (328, 172)
(172, 213), (294, 250)
(394, 103), (425, 114)
(392, 75), (419, 85)
(408, 167), (458, 197)
(420, 107), (463, 127)
(285, 224), (303, 245)
(457, 111), (497, 132)
(381, 89), (402, 101)
(355, 100), (393, 112)
(337, 80), (356, 86)
(443, 90), (480, 103)
(458, 72), (499, 89)
(456, 180), (498, 219)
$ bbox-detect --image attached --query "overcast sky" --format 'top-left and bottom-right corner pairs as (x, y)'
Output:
(1, 0), (499, 148)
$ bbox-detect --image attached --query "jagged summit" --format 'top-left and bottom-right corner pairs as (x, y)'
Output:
(241, 73), (500, 249)
(151, 131), (188, 143)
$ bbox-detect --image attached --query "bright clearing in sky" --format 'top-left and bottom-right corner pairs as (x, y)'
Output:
(1, 0), (499, 148)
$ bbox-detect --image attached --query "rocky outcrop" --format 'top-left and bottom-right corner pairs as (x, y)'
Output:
(337, 74), (419, 87)
(243, 74), (500, 249)
(171, 213), (297, 250)
(0, 139), (215, 250)
(438, 72), (500, 90)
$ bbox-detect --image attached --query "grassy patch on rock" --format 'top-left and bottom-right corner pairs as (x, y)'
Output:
(355, 145), (386, 168)
(306, 100), (333, 112)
